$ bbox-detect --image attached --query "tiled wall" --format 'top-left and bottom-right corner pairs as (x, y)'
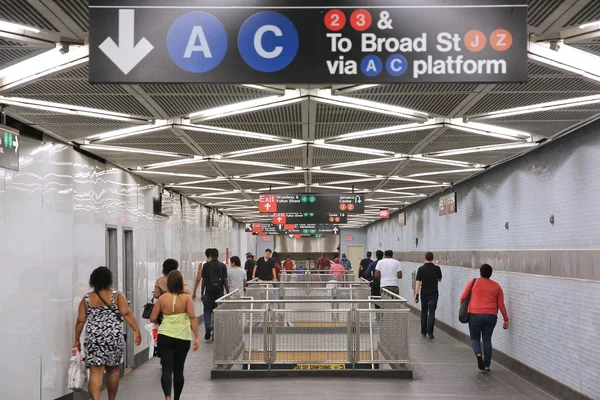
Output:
(366, 120), (600, 398)
(0, 134), (239, 400)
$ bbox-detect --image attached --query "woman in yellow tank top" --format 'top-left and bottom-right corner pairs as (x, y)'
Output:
(150, 270), (199, 400)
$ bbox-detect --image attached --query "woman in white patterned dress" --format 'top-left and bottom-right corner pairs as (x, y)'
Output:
(73, 266), (141, 400)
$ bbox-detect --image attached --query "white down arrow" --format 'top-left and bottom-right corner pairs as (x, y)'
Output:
(99, 9), (154, 75)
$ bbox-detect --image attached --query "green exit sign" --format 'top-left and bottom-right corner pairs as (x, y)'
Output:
(0, 125), (20, 171)
(3, 131), (13, 148)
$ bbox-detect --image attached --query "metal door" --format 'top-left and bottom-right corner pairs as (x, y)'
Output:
(346, 245), (364, 280)
(123, 229), (134, 370)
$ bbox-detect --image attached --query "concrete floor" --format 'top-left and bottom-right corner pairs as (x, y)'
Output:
(101, 314), (556, 400)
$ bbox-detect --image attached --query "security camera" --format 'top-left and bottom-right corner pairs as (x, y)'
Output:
(59, 44), (70, 54)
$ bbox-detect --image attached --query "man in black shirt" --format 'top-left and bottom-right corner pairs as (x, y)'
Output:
(359, 251), (372, 279)
(253, 248), (276, 282)
(201, 248), (229, 340)
(414, 252), (442, 339)
(244, 252), (255, 282)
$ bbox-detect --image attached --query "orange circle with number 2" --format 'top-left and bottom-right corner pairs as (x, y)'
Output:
(490, 29), (512, 51)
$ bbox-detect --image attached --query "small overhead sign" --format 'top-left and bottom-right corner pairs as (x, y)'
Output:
(258, 194), (364, 214)
(273, 212), (348, 224)
(0, 124), (19, 171)
(398, 212), (406, 227)
(89, 0), (527, 84)
(379, 209), (390, 219)
(439, 192), (457, 216)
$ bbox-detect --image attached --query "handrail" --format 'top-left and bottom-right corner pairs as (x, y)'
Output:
(380, 288), (408, 302)
(215, 298), (408, 304)
(247, 281), (369, 286)
(215, 288), (239, 302)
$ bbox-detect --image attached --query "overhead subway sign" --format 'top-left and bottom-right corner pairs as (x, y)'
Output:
(88, 0), (528, 84)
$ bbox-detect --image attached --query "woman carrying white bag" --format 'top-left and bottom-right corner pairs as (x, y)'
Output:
(73, 266), (141, 400)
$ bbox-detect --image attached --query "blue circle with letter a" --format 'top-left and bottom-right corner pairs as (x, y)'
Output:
(360, 55), (382, 77)
(238, 11), (299, 72)
(167, 12), (228, 73)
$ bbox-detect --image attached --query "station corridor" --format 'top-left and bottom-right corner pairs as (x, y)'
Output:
(101, 314), (554, 400)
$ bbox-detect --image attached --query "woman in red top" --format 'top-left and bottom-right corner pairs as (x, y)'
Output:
(460, 264), (509, 372)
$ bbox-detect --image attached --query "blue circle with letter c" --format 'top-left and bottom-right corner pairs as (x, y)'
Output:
(386, 54), (408, 76)
(238, 11), (299, 72)
(167, 11), (228, 73)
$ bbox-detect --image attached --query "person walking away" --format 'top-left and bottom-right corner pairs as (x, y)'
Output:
(329, 258), (346, 280)
(283, 256), (294, 271)
(253, 248), (276, 283)
(192, 249), (212, 300)
(365, 250), (384, 304)
(359, 251), (373, 279)
(150, 270), (199, 400)
(155, 259), (190, 299)
(74, 266), (141, 400)
(244, 252), (255, 282)
(228, 256), (247, 298)
(339, 253), (352, 271)
(375, 250), (402, 295)
(460, 264), (509, 372)
(272, 252), (282, 282)
(200, 248), (229, 340)
(414, 252), (442, 339)
(316, 252), (331, 274)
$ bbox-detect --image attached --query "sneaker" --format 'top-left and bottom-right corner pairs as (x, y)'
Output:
(204, 327), (212, 341)
(476, 354), (484, 370)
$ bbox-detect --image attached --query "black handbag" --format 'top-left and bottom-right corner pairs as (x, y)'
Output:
(142, 298), (154, 319)
(459, 279), (477, 324)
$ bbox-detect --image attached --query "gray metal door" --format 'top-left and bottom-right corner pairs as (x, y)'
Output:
(106, 227), (118, 285)
(123, 229), (134, 370)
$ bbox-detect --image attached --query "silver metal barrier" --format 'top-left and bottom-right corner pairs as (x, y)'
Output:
(213, 289), (410, 370)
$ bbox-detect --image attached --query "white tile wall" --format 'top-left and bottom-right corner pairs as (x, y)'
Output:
(0, 135), (241, 400)
(366, 125), (600, 399)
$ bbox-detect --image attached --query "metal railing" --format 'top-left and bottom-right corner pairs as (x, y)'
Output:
(213, 287), (410, 370)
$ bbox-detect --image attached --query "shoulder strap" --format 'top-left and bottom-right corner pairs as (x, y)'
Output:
(172, 294), (177, 312)
(95, 290), (124, 322)
(469, 278), (477, 293)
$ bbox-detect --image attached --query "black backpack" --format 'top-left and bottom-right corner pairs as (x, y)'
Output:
(207, 262), (224, 295)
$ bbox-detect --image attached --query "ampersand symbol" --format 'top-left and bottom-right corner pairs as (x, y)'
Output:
(377, 11), (393, 30)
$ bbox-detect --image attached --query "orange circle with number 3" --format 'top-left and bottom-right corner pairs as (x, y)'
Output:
(490, 29), (512, 51)
(464, 30), (486, 52)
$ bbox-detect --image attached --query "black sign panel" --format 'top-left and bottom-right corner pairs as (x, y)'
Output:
(0, 125), (19, 171)
(439, 192), (457, 216)
(259, 193), (364, 214)
(89, 0), (527, 84)
(281, 212), (348, 224)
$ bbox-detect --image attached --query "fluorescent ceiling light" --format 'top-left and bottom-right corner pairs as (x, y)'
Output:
(142, 156), (206, 170)
(166, 185), (227, 191)
(365, 199), (410, 204)
(0, 95), (149, 123)
(315, 89), (429, 121)
(135, 170), (210, 179)
(410, 155), (480, 168)
(311, 169), (375, 179)
(320, 157), (401, 170)
(234, 178), (299, 185)
(388, 177), (442, 184)
(328, 121), (441, 142)
(206, 199), (253, 206)
(212, 158), (295, 170)
(528, 41), (600, 83)
(333, 84), (379, 95)
(373, 189), (422, 196)
(325, 178), (382, 185)
(408, 168), (484, 177)
(0, 20), (40, 33)
(242, 169), (305, 179)
(241, 84), (285, 94)
(426, 142), (538, 158)
(447, 121), (526, 142)
(312, 141), (398, 158)
(223, 142), (306, 158)
(311, 183), (370, 192)
(177, 178), (228, 185)
(81, 144), (183, 157)
(450, 120), (531, 139)
(176, 123), (288, 143)
(387, 184), (449, 191)
(579, 21), (600, 29)
(196, 190), (242, 197)
(88, 120), (171, 142)
(256, 183), (305, 191)
(189, 89), (303, 121)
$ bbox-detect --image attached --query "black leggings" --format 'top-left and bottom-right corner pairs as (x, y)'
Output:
(157, 334), (190, 400)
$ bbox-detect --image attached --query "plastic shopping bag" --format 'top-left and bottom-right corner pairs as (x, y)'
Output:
(67, 348), (87, 392)
(145, 323), (159, 360)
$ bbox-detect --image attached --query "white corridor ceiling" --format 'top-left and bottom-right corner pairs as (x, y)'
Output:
(2, 0), (600, 227)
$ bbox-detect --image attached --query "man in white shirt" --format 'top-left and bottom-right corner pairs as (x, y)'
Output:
(375, 250), (403, 295)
